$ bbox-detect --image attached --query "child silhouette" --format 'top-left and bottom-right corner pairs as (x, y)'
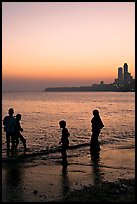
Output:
(59, 120), (70, 165)
(15, 113), (27, 151)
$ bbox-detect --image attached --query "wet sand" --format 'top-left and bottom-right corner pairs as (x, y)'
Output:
(2, 145), (135, 202)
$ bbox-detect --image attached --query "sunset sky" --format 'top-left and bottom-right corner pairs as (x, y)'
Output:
(2, 2), (135, 91)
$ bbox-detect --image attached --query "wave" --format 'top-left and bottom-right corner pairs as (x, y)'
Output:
(116, 144), (135, 149)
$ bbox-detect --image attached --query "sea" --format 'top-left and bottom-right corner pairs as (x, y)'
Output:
(2, 91), (135, 159)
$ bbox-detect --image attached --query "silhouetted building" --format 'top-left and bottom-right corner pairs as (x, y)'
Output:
(115, 67), (123, 85)
(124, 63), (128, 73)
(113, 63), (135, 91)
(115, 63), (134, 85)
(123, 63), (133, 84)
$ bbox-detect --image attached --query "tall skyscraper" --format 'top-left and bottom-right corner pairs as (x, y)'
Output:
(123, 63), (128, 73)
(118, 67), (123, 82)
(123, 63), (133, 84)
(115, 63), (134, 86)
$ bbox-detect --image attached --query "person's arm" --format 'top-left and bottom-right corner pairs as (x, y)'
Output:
(67, 130), (70, 137)
(59, 130), (63, 144)
(3, 118), (5, 126)
(3, 116), (7, 126)
(100, 119), (104, 129)
(65, 128), (70, 137)
(17, 122), (23, 132)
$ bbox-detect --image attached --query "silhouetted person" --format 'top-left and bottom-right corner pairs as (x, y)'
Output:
(15, 113), (27, 151)
(59, 120), (70, 165)
(90, 109), (104, 152)
(3, 108), (16, 156)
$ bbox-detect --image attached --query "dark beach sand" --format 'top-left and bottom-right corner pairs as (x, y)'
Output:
(56, 178), (135, 202)
(2, 145), (135, 202)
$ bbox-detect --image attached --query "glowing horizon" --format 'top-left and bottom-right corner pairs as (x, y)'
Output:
(2, 2), (135, 91)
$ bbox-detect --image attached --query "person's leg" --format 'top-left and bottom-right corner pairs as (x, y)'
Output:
(18, 132), (26, 150)
(61, 146), (68, 165)
(6, 132), (10, 156)
(14, 135), (20, 151)
(90, 132), (99, 152)
(11, 132), (16, 155)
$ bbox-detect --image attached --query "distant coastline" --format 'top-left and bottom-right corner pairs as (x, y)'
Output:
(45, 63), (135, 92)
(44, 83), (135, 92)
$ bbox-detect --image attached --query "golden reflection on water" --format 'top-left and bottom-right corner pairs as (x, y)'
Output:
(2, 92), (135, 153)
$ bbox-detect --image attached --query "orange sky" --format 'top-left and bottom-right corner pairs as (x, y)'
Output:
(2, 2), (135, 91)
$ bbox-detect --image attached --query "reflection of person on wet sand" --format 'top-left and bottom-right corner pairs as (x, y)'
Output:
(62, 164), (68, 175)
(90, 109), (104, 152)
(2, 162), (25, 202)
(59, 120), (70, 166)
(61, 164), (71, 199)
(90, 150), (103, 185)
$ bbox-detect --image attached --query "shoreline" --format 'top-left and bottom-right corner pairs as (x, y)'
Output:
(2, 146), (135, 202)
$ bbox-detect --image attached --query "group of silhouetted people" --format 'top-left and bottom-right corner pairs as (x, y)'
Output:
(3, 108), (26, 156)
(59, 109), (104, 165)
(3, 108), (104, 165)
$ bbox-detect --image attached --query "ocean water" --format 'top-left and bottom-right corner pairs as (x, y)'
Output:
(2, 91), (135, 158)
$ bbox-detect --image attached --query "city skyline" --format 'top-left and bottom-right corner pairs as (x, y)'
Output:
(114, 63), (134, 85)
(2, 2), (135, 91)
(45, 62), (135, 92)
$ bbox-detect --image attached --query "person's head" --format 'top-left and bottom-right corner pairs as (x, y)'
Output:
(59, 120), (66, 128)
(93, 109), (100, 117)
(16, 113), (21, 121)
(8, 108), (14, 116)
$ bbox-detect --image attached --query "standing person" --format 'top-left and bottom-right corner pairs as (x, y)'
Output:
(3, 108), (16, 156)
(59, 120), (70, 165)
(90, 109), (104, 152)
(15, 113), (27, 151)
